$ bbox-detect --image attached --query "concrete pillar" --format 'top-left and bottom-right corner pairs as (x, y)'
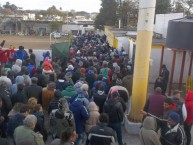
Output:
(129, 0), (156, 122)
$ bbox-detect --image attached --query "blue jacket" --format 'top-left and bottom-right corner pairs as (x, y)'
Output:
(69, 101), (89, 134)
(14, 50), (27, 61)
(27, 65), (35, 78)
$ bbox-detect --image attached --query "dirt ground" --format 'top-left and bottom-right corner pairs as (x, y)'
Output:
(0, 34), (67, 49)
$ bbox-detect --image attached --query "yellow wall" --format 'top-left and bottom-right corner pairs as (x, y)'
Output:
(104, 26), (115, 47)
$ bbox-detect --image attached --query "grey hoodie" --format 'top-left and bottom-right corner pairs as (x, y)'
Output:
(139, 116), (162, 145)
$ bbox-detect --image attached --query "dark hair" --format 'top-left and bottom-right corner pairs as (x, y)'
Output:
(98, 83), (104, 91)
(20, 104), (31, 113)
(29, 49), (33, 53)
(97, 75), (103, 81)
(17, 84), (25, 91)
(99, 113), (109, 123)
(24, 70), (30, 75)
(34, 104), (42, 112)
(36, 67), (42, 73)
(164, 98), (173, 105)
(60, 127), (75, 143)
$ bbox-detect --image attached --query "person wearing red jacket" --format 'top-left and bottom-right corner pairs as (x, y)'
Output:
(184, 90), (193, 145)
(0, 47), (8, 66)
(43, 57), (54, 73)
(7, 45), (15, 66)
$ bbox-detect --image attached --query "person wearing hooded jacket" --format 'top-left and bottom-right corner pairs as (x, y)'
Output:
(12, 59), (22, 75)
(69, 94), (89, 145)
(139, 116), (162, 145)
(50, 98), (75, 139)
(184, 90), (193, 145)
(141, 110), (186, 145)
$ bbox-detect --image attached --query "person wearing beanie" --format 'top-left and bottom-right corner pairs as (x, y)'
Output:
(41, 82), (56, 111)
(141, 110), (185, 145)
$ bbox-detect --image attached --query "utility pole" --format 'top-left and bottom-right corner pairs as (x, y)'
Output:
(129, 0), (156, 122)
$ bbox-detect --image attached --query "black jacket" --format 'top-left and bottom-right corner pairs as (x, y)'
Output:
(93, 93), (107, 113)
(148, 113), (186, 145)
(0, 88), (12, 118)
(34, 73), (46, 88)
(11, 91), (27, 105)
(88, 123), (116, 145)
(104, 98), (124, 123)
(24, 84), (42, 103)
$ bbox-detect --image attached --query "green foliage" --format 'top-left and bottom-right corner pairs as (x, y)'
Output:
(156, 0), (172, 14)
(119, 0), (138, 26)
(94, 0), (118, 30)
(3, 1), (18, 11)
(35, 5), (66, 21)
(50, 21), (63, 31)
(172, 0), (193, 16)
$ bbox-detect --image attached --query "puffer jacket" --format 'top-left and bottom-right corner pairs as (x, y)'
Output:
(85, 102), (100, 133)
(104, 98), (124, 123)
(140, 116), (162, 145)
(69, 100), (89, 134)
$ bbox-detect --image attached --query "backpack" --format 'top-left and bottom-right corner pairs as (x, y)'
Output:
(101, 68), (108, 80)
(49, 110), (73, 138)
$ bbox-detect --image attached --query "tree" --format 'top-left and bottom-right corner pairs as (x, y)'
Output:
(172, 0), (193, 15)
(94, 0), (118, 30)
(119, 0), (138, 26)
(155, 0), (172, 14)
(3, 1), (18, 11)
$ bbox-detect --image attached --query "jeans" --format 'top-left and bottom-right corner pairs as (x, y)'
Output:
(109, 122), (123, 145)
(184, 123), (192, 145)
(75, 133), (84, 145)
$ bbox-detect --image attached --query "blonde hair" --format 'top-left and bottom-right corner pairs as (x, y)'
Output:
(27, 97), (38, 107)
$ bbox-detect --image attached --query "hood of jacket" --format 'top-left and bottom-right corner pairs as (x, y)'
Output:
(142, 116), (157, 131)
(15, 59), (22, 66)
(15, 76), (24, 84)
(185, 90), (193, 102)
(65, 86), (75, 92)
(88, 102), (99, 112)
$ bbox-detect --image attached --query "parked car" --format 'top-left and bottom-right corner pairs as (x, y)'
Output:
(53, 33), (61, 39)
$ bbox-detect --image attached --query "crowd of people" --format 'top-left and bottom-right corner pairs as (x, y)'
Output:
(0, 33), (132, 145)
(0, 32), (192, 145)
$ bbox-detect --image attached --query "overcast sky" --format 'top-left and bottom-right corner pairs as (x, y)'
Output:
(0, 0), (101, 13)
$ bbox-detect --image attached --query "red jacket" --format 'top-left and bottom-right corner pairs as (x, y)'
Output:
(7, 49), (15, 61)
(43, 61), (54, 71)
(185, 90), (193, 125)
(0, 49), (8, 63)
